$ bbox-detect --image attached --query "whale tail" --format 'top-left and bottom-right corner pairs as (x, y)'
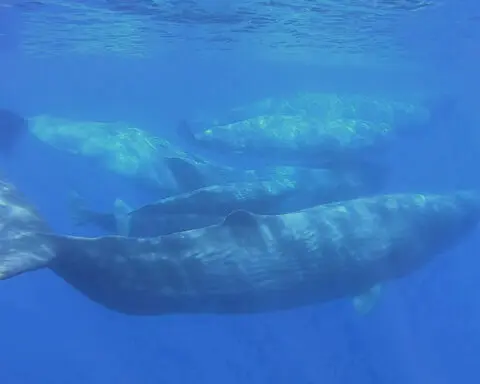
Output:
(0, 180), (56, 280)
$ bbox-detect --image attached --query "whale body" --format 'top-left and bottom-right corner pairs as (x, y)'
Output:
(178, 116), (393, 167)
(179, 92), (432, 167)
(0, 178), (479, 316)
(71, 165), (383, 237)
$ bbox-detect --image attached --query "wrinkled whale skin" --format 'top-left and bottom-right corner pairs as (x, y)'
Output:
(49, 191), (480, 316)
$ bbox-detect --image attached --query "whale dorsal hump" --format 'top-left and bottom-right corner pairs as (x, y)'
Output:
(222, 210), (259, 228)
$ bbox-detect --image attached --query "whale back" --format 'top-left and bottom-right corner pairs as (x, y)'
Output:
(44, 191), (480, 315)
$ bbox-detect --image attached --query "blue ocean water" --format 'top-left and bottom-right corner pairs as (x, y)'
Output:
(1, 1), (480, 383)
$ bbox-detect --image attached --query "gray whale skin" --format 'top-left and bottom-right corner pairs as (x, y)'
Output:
(1, 178), (479, 316)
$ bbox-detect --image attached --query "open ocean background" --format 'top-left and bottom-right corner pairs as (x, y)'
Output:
(1, 1), (480, 383)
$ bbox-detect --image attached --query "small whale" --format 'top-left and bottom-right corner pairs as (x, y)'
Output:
(162, 157), (385, 196)
(0, 178), (478, 316)
(70, 165), (385, 237)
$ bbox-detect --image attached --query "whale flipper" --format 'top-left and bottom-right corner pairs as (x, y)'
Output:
(353, 284), (383, 315)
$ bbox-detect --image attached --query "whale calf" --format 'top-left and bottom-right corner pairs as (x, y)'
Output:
(134, 165), (383, 217)
(1, 177), (479, 316)
(71, 165), (384, 237)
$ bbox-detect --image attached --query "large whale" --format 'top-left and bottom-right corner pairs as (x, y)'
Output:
(177, 91), (433, 167)
(177, 116), (395, 168)
(1, 178), (479, 316)
(71, 165), (383, 237)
